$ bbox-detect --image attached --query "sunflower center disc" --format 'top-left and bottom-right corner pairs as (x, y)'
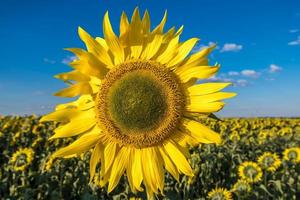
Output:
(96, 60), (184, 147)
(108, 72), (167, 131)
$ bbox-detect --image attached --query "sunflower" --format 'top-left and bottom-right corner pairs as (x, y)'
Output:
(10, 148), (34, 171)
(232, 180), (251, 197)
(40, 8), (235, 198)
(207, 187), (233, 200)
(229, 131), (240, 142)
(257, 152), (281, 172)
(283, 147), (300, 164)
(238, 161), (262, 183)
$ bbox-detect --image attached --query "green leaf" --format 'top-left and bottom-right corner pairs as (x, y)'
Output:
(269, 180), (283, 194)
(259, 184), (273, 197)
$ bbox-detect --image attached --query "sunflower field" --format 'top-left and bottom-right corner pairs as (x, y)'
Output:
(0, 115), (299, 200)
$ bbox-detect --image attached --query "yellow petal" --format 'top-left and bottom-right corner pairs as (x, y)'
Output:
(158, 147), (179, 181)
(104, 142), (117, 174)
(65, 48), (109, 79)
(186, 101), (225, 113)
(130, 45), (143, 59)
(163, 140), (193, 176)
(142, 10), (150, 34)
(156, 36), (179, 64)
(181, 118), (222, 144)
(188, 92), (237, 103)
(95, 37), (109, 51)
(54, 82), (93, 98)
(126, 149), (141, 193)
(119, 11), (129, 37)
(51, 130), (101, 158)
(107, 147), (130, 193)
(99, 164), (111, 187)
(128, 8), (143, 58)
(175, 132), (199, 147)
(78, 27), (114, 67)
(176, 65), (220, 83)
(55, 95), (94, 111)
(131, 7), (142, 31)
(163, 26), (175, 42)
(187, 83), (232, 96)
(167, 38), (199, 67)
(141, 147), (164, 194)
(140, 34), (163, 59)
(178, 45), (215, 72)
(103, 12), (124, 65)
(89, 142), (104, 183)
(174, 25), (184, 37)
(50, 109), (96, 139)
(152, 10), (167, 34)
(131, 149), (144, 191)
(40, 108), (80, 123)
(55, 70), (90, 82)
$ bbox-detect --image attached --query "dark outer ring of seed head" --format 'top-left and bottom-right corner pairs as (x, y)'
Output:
(95, 60), (185, 148)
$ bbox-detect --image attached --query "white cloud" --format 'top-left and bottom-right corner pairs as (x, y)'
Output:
(228, 71), (239, 76)
(235, 79), (248, 87)
(269, 64), (282, 73)
(62, 56), (77, 65)
(241, 69), (260, 78)
(191, 42), (218, 53)
(289, 29), (299, 33)
(288, 36), (300, 46)
(220, 43), (242, 52)
(43, 58), (56, 64)
(208, 75), (233, 82)
(208, 75), (248, 87)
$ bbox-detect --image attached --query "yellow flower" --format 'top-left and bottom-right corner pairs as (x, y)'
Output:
(40, 8), (235, 199)
(232, 180), (251, 197)
(257, 130), (268, 143)
(257, 152), (281, 172)
(283, 147), (300, 164)
(10, 148), (34, 171)
(208, 187), (233, 200)
(229, 131), (240, 142)
(238, 161), (263, 183)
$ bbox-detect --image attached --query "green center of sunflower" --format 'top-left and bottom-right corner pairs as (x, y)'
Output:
(288, 151), (297, 160)
(95, 60), (184, 147)
(244, 166), (258, 179)
(108, 72), (167, 131)
(16, 154), (27, 167)
(263, 156), (274, 167)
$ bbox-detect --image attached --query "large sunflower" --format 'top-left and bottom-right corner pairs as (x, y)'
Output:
(41, 8), (235, 198)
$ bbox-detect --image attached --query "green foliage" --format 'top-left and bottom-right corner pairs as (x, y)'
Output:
(0, 116), (299, 199)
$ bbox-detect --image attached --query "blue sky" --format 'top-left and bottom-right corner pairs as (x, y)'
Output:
(0, 0), (299, 117)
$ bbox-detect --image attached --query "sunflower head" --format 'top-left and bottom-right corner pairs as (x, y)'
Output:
(232, 180), (251, 197)
(283, 147), (300, 163)
(10, 148), (34, 171)
(229, 131), (240, 142)
(257, 152), (281, 172)
(40, 7), (235, 199)
(207, 187), (233, 200)
(238, 161), (263, 183)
